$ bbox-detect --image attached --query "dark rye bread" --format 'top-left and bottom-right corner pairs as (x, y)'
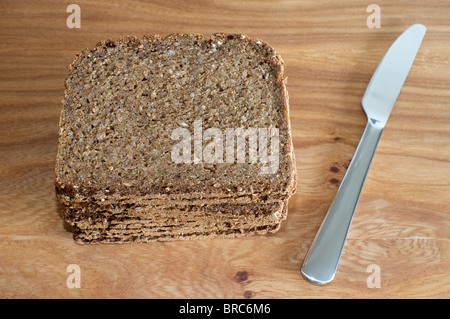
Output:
(56, 191), (287, 210)
(63, 201), (287, 243)
(55, 33), (297, 204)
(55, 33), (297, 243)
(59, 194), (286, 211)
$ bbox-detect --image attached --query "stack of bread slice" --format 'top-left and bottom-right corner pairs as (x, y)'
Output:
(55, 33), (297, 243)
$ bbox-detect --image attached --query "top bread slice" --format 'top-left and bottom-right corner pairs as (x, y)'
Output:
(55, 33), (297, 204)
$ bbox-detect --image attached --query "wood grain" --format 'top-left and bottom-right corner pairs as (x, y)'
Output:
(0, 0), (449, 298)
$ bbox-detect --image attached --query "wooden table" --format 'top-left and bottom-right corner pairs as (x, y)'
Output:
(1, 0), (449, 298)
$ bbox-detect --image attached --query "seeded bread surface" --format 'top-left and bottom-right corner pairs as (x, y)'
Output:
(55, 33), (296, 201)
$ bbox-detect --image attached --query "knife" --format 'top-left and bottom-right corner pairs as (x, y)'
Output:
(301, 24), (426, 285)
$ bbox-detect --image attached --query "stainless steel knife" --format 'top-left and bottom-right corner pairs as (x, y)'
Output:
(301, 24), (427, 285)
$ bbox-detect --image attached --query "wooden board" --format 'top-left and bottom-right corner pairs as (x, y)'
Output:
(0, 0), (449, 298)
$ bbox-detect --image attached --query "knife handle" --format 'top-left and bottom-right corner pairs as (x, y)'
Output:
(301, 121), (384, 285)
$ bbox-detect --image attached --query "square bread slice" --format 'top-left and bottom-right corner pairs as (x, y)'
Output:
(55, 33), (297, 242)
